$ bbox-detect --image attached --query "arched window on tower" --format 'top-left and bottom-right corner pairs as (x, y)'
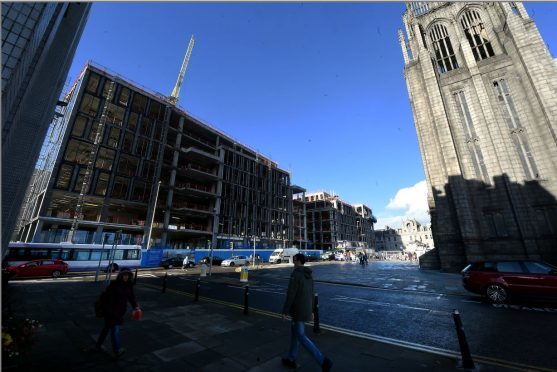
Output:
(429, 23), (458, 74)
(460, 9), (495, 61)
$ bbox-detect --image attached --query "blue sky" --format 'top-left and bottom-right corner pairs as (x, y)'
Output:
(65, 2), (557, 229)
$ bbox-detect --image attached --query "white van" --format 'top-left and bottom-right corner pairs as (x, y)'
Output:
(269, 247), (299, 264)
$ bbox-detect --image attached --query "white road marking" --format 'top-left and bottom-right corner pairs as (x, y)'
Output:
(331, 295), (448, 315)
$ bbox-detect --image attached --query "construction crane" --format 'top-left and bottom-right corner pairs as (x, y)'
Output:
(67, 80), (116, 243)
(168, 35), (195, 106)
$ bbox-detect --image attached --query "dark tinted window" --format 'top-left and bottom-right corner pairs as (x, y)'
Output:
(523, 261), (552, 274)
(496, 261), (524, 273)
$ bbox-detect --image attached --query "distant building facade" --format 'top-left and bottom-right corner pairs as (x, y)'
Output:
(295, 192), (375, 251)
(397, 219), (434, 249)
(15, 63), (295, 251)
(374, 219), (433, 253)
(400, 2), (557, 270)
(374, 226), (402, 251)
(2, 2), (91, 256)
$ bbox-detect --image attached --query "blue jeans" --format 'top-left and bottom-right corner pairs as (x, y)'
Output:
(288, 320), (324, 364)
(96, 323), (121, 353)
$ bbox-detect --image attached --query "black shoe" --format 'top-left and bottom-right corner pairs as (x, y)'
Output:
(281, 357), (297, 369)
(322, 357), (333, 372)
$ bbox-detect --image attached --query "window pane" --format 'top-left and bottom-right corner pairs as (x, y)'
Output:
(113, 249), (124, 260)
(55, 164), (73, 189)
(117, 155), (138, 177)
(89, 120), (105, 143)
(131, 93), (147, 114)
(95, 172), (110, 196)
(76, 250), (91, 260)
(102, 80), (116, 100)
(72, 115), (87, 137)
(60, 249), (71, 260)
(107, 127), (120, 148)
(64, 139), (93, 165)
(106, 103), (125, 126)
(111, 176), (129, 199)
(95, 147), (115, 171)
(128, 112), (138, 131)
(496, 262), (524, 273)
(524, 262), (551, 274)
(122, 132), (134, 153)
(86, 73), (100, 93)
(90, 250), (101, 261)
(74, 168), (91, 193)
(140, 117), (152, 136)
(119, 87), (130, 106)
(79, 94), (100, 117)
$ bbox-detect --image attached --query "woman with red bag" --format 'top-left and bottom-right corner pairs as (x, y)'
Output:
(95, 268), (140, 358)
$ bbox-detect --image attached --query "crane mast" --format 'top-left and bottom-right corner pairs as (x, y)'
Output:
(168, 35), (195, 106)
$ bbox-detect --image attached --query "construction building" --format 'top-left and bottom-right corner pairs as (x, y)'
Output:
(400, 2), (557, 270)
(291, 185), (308, 249)
(2, 2), (91, 256)
(15, 62), (295, 251)
(295, 192), (376, 252)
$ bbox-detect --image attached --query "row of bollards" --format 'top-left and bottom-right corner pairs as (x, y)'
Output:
(452, 309), (475, 369)
(313, 293), (321, 333)
(155, 272), (474, 370)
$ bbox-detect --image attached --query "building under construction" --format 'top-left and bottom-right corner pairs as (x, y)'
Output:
(295, 191), (376, 252)
(15, 61), (294, 250)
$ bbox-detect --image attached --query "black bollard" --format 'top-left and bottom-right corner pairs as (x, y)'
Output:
(162, 272), (168, 293)
(194, 279), (200, 301)
(133, 268), (138, 284)
(452, 310), (475, 369)
(243, 285), (249, 315)
(313, 293), (321, 334)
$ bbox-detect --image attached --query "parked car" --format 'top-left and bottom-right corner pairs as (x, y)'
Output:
(321, 252), (335, 261)
(461, 260), (557, 303)
(221, 256), (249, 267)
(160, 256), (194, 269)
(334, 251), (346, 261)
(5, 259), (68, 278)
(305, 254), (320, 262)
(199, 256), (224, 266)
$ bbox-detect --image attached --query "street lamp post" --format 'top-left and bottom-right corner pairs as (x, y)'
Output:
(252, 236), (256, 267)
(208, 239), (214, 276)
(95, 234), (109, 282)
(146, 180), (162, 250)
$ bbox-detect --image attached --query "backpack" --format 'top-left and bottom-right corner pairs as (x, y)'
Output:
(94, 291), (107, 318)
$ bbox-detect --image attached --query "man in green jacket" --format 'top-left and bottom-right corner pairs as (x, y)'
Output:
(282, 253), (332, 371)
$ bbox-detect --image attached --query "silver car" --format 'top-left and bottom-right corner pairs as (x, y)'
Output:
(221, 255), (249, 267)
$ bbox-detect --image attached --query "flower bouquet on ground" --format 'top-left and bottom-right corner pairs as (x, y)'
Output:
(2, 316), (41, 362)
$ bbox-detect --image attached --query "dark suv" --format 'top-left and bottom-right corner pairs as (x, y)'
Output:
(461, 260), (557, 303)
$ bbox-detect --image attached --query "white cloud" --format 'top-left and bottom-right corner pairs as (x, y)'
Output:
(375, 180), (430, 229)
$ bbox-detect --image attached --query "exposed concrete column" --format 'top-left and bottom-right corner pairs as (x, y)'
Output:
(212, 144), (225, 250)
(161, 117), (184, 247)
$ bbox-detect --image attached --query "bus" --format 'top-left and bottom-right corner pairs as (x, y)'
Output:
(4, 242), (142, 272)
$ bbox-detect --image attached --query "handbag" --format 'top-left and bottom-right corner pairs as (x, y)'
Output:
(131, 308), (143, 321)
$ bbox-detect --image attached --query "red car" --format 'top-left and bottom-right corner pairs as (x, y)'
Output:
(5, 259), (69, 279)
(461, 260), (557, 303)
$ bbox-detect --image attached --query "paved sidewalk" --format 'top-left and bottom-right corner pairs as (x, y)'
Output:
(2, 275), (512, 372)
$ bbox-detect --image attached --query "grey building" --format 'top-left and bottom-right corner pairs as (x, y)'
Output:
(15, 63), (294, 251)
(399, 2), (557, 270)
(2, 2), (91, 255)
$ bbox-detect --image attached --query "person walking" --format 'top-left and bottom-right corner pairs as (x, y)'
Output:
(95, 268), (140, 358)
(281, 253), (332, 371)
